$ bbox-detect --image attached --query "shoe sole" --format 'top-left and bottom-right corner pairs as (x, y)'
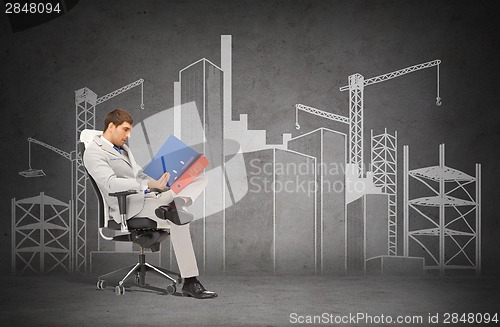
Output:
(181, 291), (218, 299)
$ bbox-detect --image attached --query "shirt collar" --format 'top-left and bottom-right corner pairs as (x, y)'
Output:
(100, 135), (116, 148)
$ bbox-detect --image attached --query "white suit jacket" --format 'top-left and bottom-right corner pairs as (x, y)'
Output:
(83, 135), (150, 223)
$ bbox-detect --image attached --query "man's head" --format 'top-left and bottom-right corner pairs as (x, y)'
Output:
(102, 108), (133, 147)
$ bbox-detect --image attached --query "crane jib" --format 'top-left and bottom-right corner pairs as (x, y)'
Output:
(339, 59), (441, 92)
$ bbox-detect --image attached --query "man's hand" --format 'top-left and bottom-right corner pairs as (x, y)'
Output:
(148, 172), (170, 190)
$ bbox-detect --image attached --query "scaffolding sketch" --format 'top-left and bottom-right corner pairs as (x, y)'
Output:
(403, 144), (481, 275)
(371, 129), (398, 256)
(11, 193), (73, 275)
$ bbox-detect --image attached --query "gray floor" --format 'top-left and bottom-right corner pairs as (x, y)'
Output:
(1, 274), (499, 326)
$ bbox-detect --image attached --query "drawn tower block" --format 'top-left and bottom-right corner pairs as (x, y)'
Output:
(287, 128), (347, 274)
(178, 58), (225, 274)
(346, 194), (389, 274)
(224, 148), (316, 274)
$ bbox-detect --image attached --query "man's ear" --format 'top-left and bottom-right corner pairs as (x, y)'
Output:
(107, 122), (115, 132)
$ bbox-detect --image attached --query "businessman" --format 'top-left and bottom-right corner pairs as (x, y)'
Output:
(83, 108), (217, 299)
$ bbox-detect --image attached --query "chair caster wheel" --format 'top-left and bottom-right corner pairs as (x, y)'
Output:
(97, 280), (107, 290)
(115, 285), (125, 295)
(166, 284), (176, 295)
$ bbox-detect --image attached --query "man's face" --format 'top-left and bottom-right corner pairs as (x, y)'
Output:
(108, 121), (132, 147)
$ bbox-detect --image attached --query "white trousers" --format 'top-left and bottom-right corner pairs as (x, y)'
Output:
(133, 174), (208, 278)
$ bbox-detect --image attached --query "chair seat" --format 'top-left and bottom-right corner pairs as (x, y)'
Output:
(107, 218), (169, 251)
(107, 217), (160, 230)
(112, 227), (170, 252)
(127, 217), (159, 229)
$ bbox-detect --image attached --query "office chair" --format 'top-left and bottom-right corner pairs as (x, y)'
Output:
(79, 129), (181, 296)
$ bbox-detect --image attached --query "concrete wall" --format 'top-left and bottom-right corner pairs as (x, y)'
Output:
(2, 1), (499, 276)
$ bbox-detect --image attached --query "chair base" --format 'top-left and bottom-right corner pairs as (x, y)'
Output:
(96, 251), (182, 295)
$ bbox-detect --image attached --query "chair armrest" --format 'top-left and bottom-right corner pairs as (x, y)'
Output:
(109, 190), (138, 197)
(149, 187), (170, 193)
(109, 190), (138, 216)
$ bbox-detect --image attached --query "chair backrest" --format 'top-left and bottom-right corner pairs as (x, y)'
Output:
(79, 129), (120, 235)
(80, 129), (102, 148)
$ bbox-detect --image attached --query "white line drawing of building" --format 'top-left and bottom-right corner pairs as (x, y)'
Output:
(178, 57), (225, 274)
(346, 193), (389, 274)
(165, 35), (301, 274)
(222, 35), (291, 152)
(287, 128), (346, 274)
(403, 144), (481, 276)
(273, 148), (318, 275)
(11, 193), (73, 275)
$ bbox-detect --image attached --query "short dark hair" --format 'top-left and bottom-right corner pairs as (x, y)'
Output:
(103, 108), (133, 131)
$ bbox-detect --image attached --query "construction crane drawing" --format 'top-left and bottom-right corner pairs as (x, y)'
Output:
(340, 59), (441, 177)
(296, 59), (441, 177)
(19, 137), (73, 178)
(295, 59), (441, 257)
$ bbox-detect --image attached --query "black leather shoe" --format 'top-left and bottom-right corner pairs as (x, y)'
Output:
(182, 280), (218, 299)
(155, 199), (194, 225)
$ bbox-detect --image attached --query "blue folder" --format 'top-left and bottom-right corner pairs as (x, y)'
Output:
(143, 135), (201, 187)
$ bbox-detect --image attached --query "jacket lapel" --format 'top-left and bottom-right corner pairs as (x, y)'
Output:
(94, 135), (133, 166)
(120, 144), (133, 166)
